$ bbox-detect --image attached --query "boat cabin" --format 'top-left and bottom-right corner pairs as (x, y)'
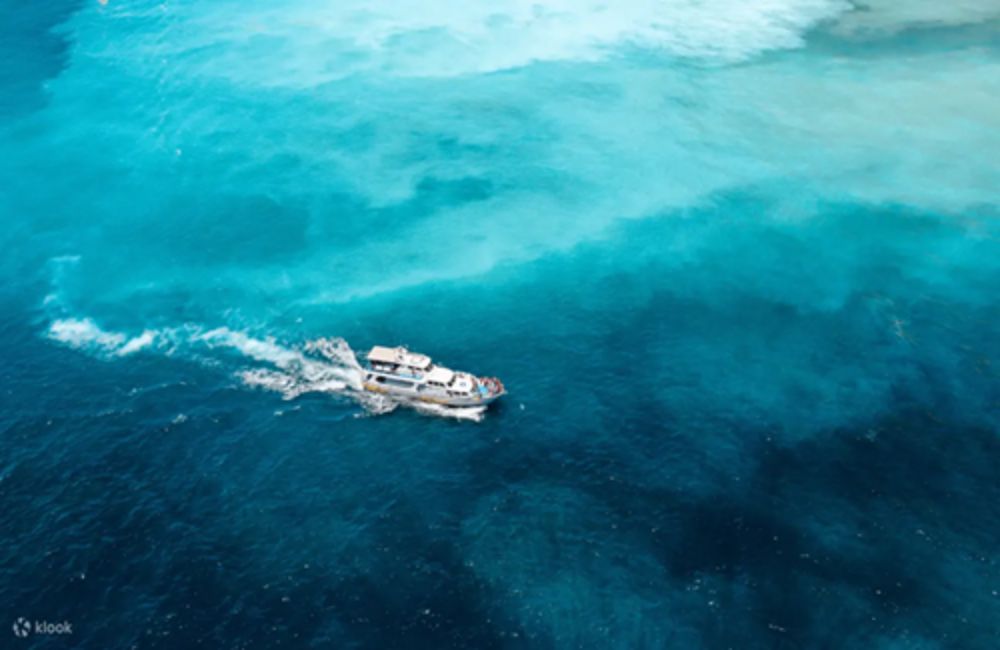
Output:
(367, 346), (430, 373)
(366, 346), (476, 397)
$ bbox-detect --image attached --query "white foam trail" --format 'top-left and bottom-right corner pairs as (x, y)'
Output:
(198, 328), (303, 367)
(48, 318), (125, 351)
(46, 318), (488, 421)
(237, 368), (344, 401)
(117, 330), (158, 356)
(48, 318), (159, 357)
(206, 332), (482, 419)
(197, 329), (364, 399)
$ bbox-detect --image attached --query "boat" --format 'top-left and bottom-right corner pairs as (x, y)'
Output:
(362, 345), (505, 407)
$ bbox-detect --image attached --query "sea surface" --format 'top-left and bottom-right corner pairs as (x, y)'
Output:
(1, 1), (999, 648)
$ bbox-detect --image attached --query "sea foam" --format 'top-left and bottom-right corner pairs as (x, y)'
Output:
(78, 0), (850, 81)
(48, 318), (155, 357)
(45, 318), (483, 420)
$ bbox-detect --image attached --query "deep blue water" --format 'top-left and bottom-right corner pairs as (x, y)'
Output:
(2, 1), (999, 648)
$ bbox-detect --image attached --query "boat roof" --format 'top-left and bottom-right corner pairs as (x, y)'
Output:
(426, 366), (455, 384)
(367, 345), (431, 370)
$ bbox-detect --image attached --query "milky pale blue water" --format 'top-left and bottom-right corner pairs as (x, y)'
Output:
(1, 1), (998, 648)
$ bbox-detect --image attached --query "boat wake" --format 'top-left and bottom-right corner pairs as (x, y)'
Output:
(45, 317), (487, 422)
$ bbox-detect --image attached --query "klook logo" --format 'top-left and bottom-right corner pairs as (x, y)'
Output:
(11, 617), (72, 638)
(12, 618), (30, 638)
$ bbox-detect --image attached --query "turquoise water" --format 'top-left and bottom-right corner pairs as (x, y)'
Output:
(2, 1), (999, 647)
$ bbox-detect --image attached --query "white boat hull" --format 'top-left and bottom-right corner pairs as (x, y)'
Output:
(362, 372), (505, 407)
